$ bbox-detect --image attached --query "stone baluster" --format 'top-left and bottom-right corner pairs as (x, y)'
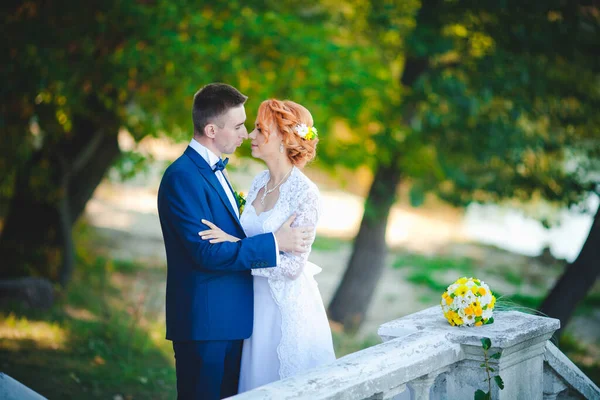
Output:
(378, 306), (560, 400)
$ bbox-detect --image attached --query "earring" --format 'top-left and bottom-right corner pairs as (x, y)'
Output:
(279, 143), (284, 153)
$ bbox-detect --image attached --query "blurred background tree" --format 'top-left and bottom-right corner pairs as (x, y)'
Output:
(0, 0), (379, 286)
(324, 0), (600, 334)
(1, 0), (598, 337)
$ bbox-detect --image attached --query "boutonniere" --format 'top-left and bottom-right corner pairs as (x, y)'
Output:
(234, 191), (247, 214)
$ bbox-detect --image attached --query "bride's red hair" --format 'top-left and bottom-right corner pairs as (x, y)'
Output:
(256, 99), (318, 168)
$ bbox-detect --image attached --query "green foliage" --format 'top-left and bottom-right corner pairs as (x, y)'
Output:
(312, 235), (350, 251)
(3, 1), (598, 232)
(331, 331), (381, 358)
(474, 389), (488, 400)
(393, 253), (475, 273)
(476, 337), (504, 399)
(0, 253), (175, 398)
(559, 333), (600, 386)
(327, 0), (600, 216)
(0, 1), (384, 206)
(494, 375), (505, 390)
(481, 337), (492, 351)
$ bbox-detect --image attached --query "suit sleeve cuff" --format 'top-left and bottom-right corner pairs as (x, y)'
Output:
(272, 233), (280, 265)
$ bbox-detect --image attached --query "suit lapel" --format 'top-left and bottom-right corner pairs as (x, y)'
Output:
(222, 170), (240, 209)
(184, 147), (241, 227)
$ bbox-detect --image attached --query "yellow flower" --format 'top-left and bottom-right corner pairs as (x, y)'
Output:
(464, 305), (474, 316)
(446, 296), (454, 305)
(490, 295), (496, 309)
(478, 287), (487, 296)
(457, 277), (468, 284)
(475, 321), (483, 326)
(456, 285), (468, 297)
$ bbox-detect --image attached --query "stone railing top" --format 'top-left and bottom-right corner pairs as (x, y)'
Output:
(0, 373), (47, 400)
(230, 331), (462, 399)
(544, 341), (600, 400)
(378, 306), (560, 348)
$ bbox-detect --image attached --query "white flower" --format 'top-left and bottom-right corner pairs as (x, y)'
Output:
(465, 280), (476, 288)
(464, 291), (476, 304)
(448, 284), (459, 293)
(455, 296), (469, 309)
(483, 309), (493, 320)
(480, 293), (492, 305)
(295, 124), (309, 138)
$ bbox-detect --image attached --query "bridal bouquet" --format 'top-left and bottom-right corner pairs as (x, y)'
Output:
(441, 277), (496, 327)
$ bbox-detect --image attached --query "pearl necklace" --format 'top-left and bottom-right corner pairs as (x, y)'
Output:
(261, 167), (293, 205)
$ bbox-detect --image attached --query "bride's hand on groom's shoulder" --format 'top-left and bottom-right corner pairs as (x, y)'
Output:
(198, 219), (241, 243)
(274, 214), (314, 254)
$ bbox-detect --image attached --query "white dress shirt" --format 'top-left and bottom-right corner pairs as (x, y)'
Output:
(189, 138), (239, 218)
(189, 139), (280, 258)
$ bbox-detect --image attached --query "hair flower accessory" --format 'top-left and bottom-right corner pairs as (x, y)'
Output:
(295, 124), (318, 140)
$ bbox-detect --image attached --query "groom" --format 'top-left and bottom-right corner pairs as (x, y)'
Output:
(157, 83), (312, 400)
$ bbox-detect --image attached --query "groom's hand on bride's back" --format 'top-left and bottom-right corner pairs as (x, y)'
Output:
(275, 214), (314, 254)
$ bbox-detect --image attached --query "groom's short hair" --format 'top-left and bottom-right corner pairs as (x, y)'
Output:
(192, 83), (248, 135)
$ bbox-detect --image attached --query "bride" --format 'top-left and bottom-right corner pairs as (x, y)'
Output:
(198, 99), (336, 391)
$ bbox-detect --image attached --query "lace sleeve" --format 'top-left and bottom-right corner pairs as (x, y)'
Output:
(252, 187), (319, 280)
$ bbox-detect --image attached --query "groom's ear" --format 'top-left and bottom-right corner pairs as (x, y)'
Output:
(204, 124), (216, 138)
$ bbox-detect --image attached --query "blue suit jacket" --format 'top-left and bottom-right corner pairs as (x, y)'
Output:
(158, 146), (277, 341)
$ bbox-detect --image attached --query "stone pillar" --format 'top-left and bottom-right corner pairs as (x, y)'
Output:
(378, 306), (560, 400)
(542, 369), (568, 400)
(408, 369), (448, 400)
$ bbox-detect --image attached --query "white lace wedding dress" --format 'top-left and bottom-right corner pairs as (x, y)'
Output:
(238, 167), (336, 392)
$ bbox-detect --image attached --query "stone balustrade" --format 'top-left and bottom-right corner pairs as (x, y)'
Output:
(230, 306), (600, 400)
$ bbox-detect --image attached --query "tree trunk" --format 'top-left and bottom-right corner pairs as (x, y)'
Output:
(327, 154), (402, 331)
(327, 49), (432, 330)
(0, 122), (120, 284)
(538, 205), (600, 338)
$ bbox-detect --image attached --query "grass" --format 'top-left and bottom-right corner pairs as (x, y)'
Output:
(332, 331), (381, 358)
(393, 253), (476, 294)
(312, 235), (349, 251)
(0, 250), (175, 399)
(393, 253), (475, 274)
(559, 333), (600, 386)
(392, 252), (600, 313)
